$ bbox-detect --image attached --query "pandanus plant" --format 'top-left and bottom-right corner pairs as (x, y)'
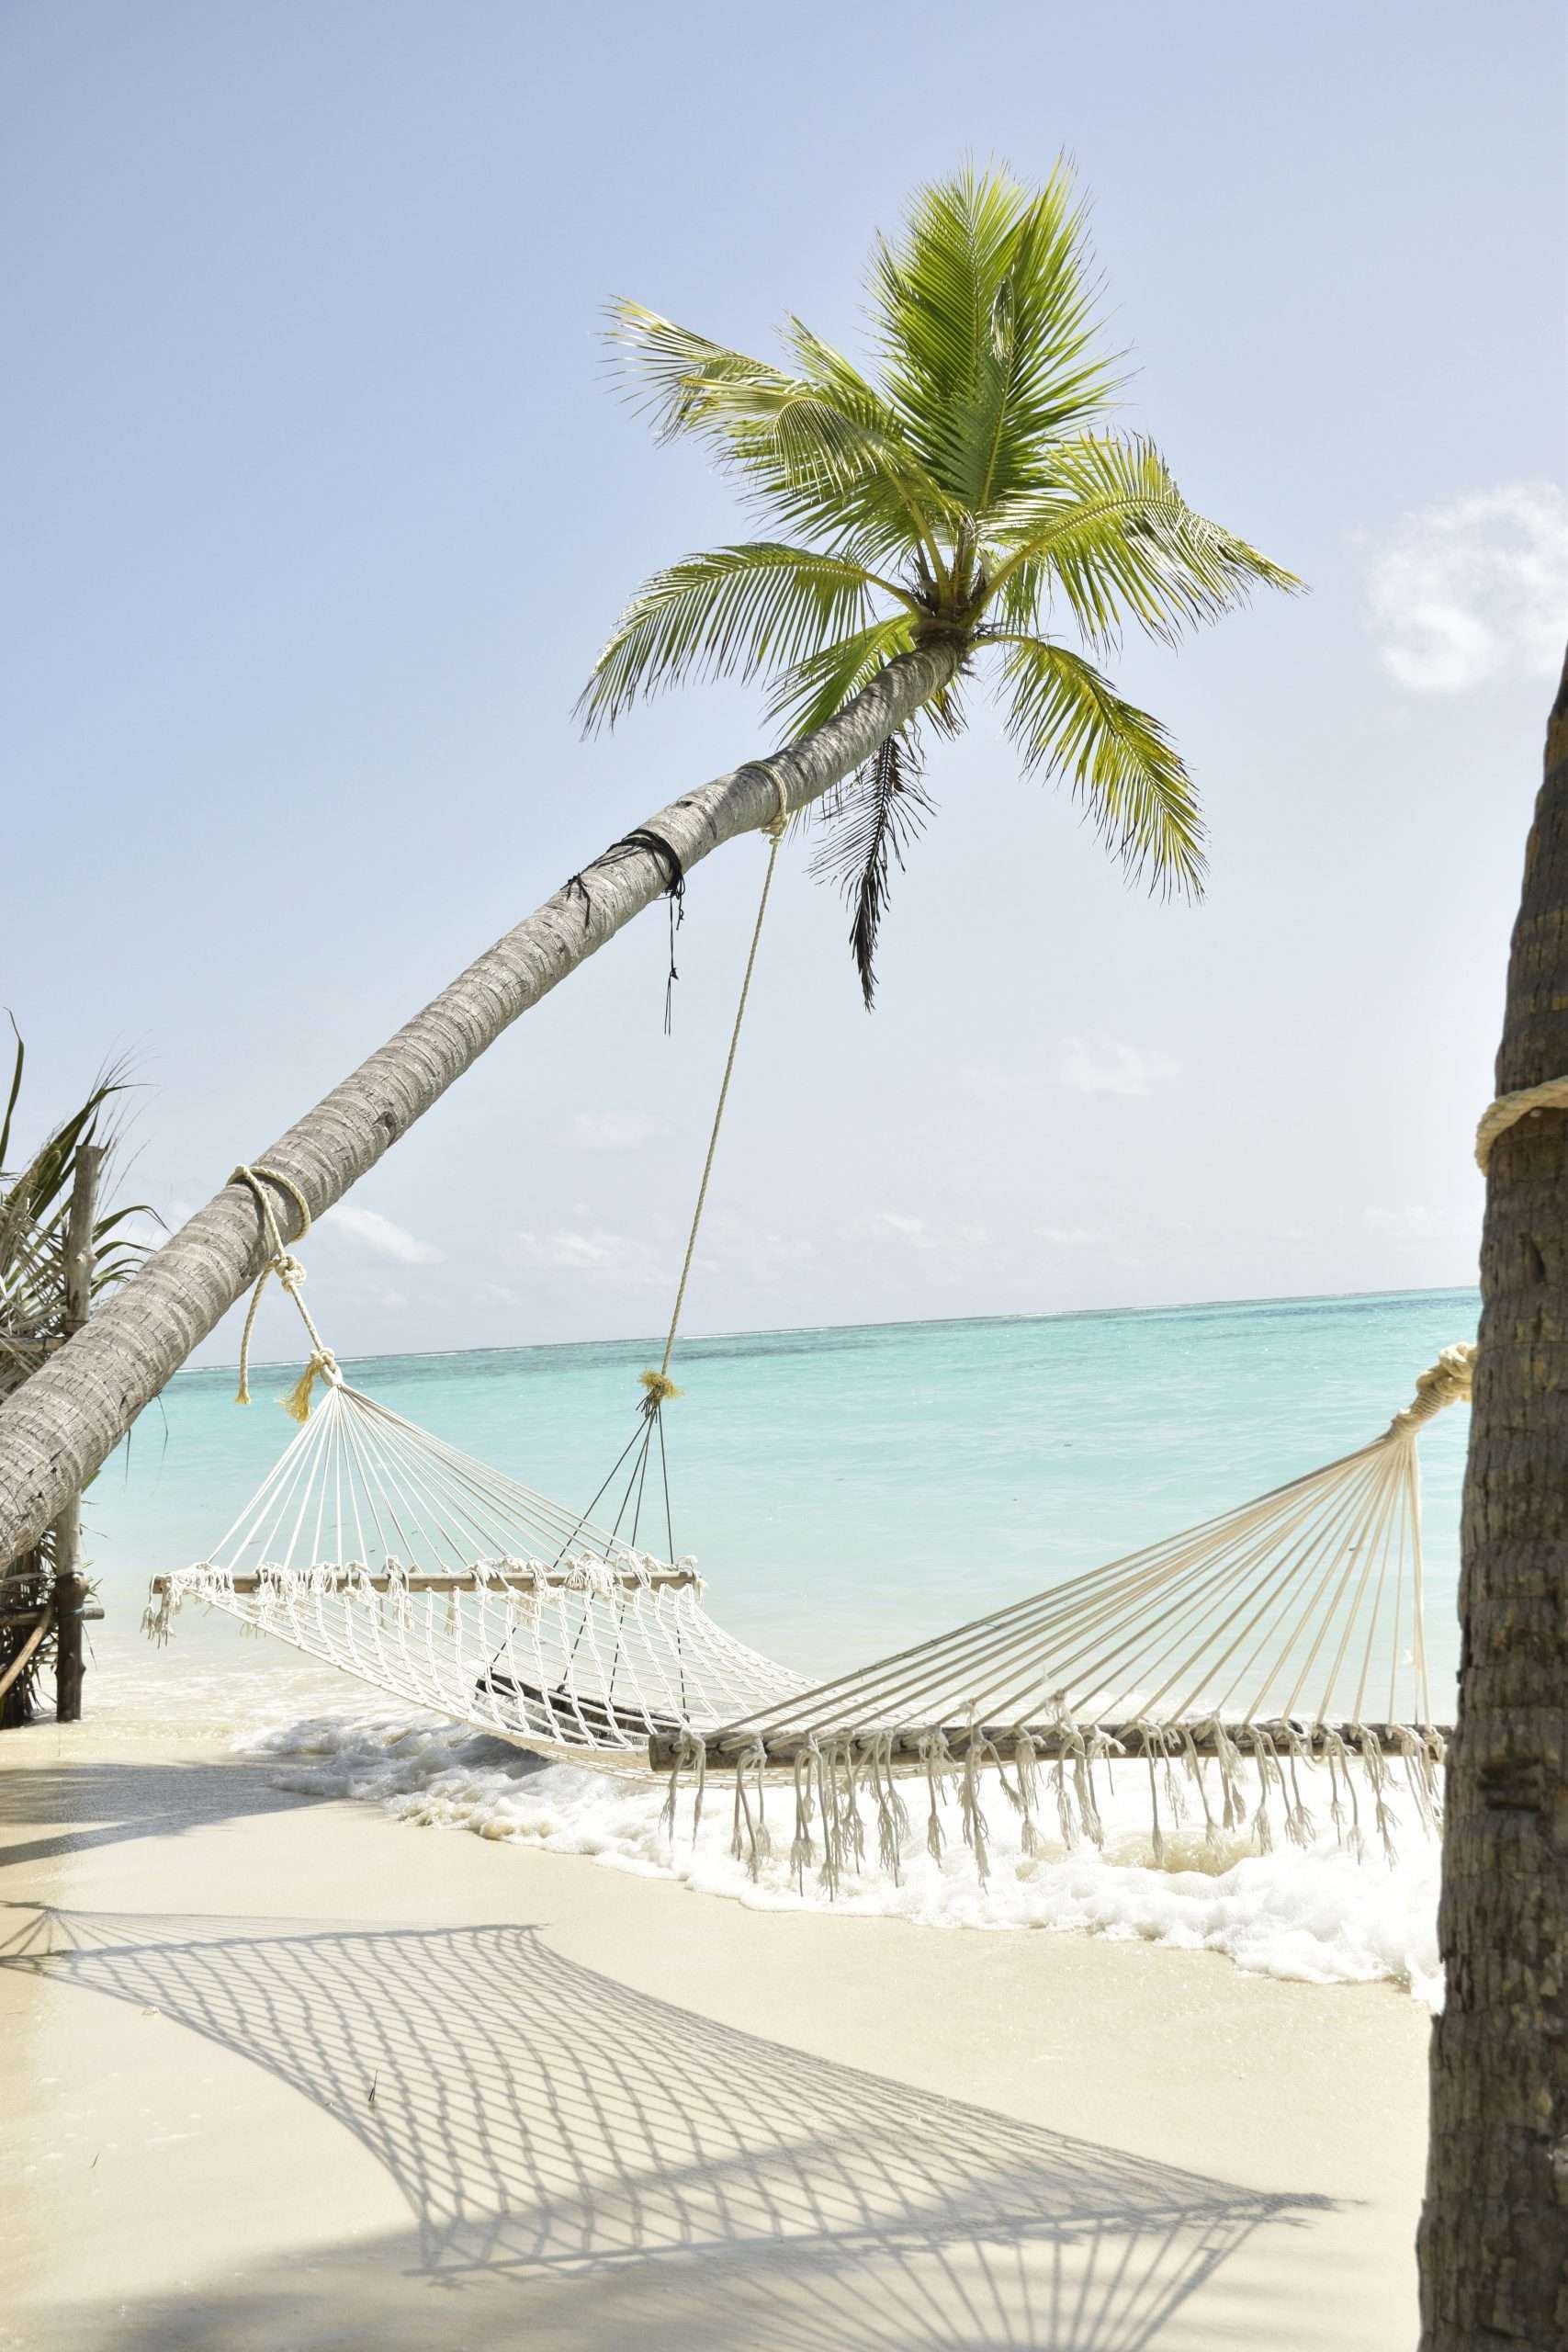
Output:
(0, 1031), (143, 1721)
(0, 1034), (141, 1387)
(581, 162), (1300, 1002)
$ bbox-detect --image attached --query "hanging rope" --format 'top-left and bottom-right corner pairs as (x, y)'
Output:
(640, 779), (791, 1411)
(231, 1164), (341, 1420)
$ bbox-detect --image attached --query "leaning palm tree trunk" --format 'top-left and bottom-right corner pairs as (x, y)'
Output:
(1417, 646), (1568, 2345)
(0, 644), (958, 1566)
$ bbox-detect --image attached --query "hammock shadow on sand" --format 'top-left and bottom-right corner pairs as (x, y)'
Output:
(4, 1905), (1326, 2351)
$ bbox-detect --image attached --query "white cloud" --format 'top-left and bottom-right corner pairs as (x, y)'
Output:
(570, 1111), (658, 1151)
(1360, 482), (1568, 694)
(698, 1223), (817, 1276)
(1058, 1034), (1181, 1098)
(506, 1227), (666, 1285)
(1364, 1204), (1457, 1240)
(1038, 1225), (1104, 1248)
(866, 1210), (937, 1249)
(958, 1063), (1020, 1104)
(327, 1204), (445, 1266)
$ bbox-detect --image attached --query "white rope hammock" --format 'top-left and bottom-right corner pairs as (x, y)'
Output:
(147, 1378), (808, 1771)
(149, 1344), (1473, 1872)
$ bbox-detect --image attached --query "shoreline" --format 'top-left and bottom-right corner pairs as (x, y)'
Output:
(4, 1715), (1429, 2348)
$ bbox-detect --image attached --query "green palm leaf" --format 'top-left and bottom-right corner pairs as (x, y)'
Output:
(762, 615), (919, 741)
(583, 160), (1297, 1000)
(872, 164), (1123, 508)
(994, 635), (1206, 895)
(610, 302), (961, 568)
(987, 435), (1303, 650)
(576, 543), (901, 731)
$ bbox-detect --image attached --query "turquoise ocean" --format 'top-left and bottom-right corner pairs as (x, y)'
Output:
(88, 1283), (1478, 1723)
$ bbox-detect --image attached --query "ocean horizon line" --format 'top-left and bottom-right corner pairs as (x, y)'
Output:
(193, 1276), (1481, 1384)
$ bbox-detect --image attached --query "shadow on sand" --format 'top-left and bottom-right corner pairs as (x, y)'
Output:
(0, 1758), (314, 1870)
(5, 1905), (1328, 2349)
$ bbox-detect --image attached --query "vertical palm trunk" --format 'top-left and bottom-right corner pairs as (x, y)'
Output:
(0, 644), (958, 1569)
(1417, 647), (1568, 2346)
(51, 1142), (101, 1721)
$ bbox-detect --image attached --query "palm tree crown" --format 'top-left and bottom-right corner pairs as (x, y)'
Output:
(580, 163), (1301, 1004)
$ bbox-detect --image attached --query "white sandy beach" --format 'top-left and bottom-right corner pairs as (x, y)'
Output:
(3, 1715), (1428, 2350)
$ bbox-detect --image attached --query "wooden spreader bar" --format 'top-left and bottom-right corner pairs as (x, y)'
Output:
(151, 1568), (699, 1598)
(647, 1717), (1450, 1773)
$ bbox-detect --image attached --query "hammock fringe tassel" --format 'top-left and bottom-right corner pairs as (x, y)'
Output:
(654, 1710), (1446, 1889)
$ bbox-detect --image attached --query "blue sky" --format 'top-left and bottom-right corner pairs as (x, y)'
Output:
(5, 0), (1564, 1364)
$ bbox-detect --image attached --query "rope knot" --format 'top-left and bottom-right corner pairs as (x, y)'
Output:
(638, 1368), (682, 1413)
(1387, 1341), (1476, 1437)
(283, 1348), (340, 1425)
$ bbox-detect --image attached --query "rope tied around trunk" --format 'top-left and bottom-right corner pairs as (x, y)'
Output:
(231, 1165), (341, 1420)
(1475, 1074), (1568, 1170)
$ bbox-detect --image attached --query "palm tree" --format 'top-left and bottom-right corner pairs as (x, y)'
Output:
(0, 164), (1297, 1569)
(581, 164), (1299, 1003)
(1417, 646), (1568, 2346)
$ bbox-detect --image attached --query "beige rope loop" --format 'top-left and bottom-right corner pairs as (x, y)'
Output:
(1475, 1075), (1568, 1170)
(761, 773), (790, 842)
(1386, 1341), (1477, 1437)
(231, 1163), (339, 1414)
(231, 1162), (311, 1251)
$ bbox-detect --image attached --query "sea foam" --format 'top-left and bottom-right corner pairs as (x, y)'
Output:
(252, 1709), (1444, 2008)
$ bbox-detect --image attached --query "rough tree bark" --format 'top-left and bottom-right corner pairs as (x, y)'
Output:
(0, 643), (960, 1566)
(1418, 647), (1568, 2347)
(51, 1141), (101, 1721)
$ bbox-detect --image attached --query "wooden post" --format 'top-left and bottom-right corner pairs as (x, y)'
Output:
(51, 1144), (101, 1724)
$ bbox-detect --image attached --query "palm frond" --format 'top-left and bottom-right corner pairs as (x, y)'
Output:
(0, 1038), (147, 1351)
(609, 301), (963, 568)
(808, 725), (935, 1007)
(994, 635), (1206, 897)
(578, 543), (894, 730)
(871, 162), (1123, 510)
(987, 435), (1303, 651)
(762, 614), (919, 741)
(606, 305), (795, 443)
(0, 1016), (24, 1170)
